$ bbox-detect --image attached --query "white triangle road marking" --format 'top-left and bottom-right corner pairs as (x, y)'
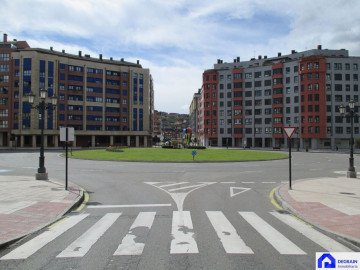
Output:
(230, 187), (251, 197)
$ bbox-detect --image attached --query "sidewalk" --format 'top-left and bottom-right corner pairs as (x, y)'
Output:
(275, 177), (360, 248)
(0, 175), (83, 247)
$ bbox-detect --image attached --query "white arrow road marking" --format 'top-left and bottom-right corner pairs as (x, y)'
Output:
(145, 182), (216, 212)
(230, 187), (251, 198)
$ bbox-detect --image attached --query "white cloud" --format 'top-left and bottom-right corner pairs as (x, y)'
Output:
(1, 0), (360, 113)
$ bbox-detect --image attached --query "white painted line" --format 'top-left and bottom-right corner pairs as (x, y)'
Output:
(158, 182), (188, 188)
(221, 182), (236, 184)
(168, 184), (206, 192)
(57, 213), (121, 258)
(170, 211), (198, 254)
(262, 182), (277, 184)
(241, 182), (255, 184)
(230, 187), (251, 197)
(114, 212), (156, 256)
(206, 211), (253, 254)
(239, 212), (306, 255)
(87, 204), (171, 209)
(270, 212), (352, 252)
(0, 214), (89, 260)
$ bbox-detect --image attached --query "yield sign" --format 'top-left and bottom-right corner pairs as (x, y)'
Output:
(230, 187), (251, 198)
(282, 127), (297, 139)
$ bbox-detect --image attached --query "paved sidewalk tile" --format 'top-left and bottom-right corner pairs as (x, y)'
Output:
(277, 177), (360, 245)
(0, 176), (82, 246)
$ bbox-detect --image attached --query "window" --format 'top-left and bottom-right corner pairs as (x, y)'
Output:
(255, 71), (262, 78)
(0, 53), (9, 61)
(0, 64), (9, 72)
(334, 74), (342, 80)
(254, 81), (262, 87)
(314, 62), (319, 69)
(234, 73), (242, 79)
(334, 63), (342, 70)
(264, 70), (271, 77)
(307, 63), (312, 70)
(245, 73), (252, 79)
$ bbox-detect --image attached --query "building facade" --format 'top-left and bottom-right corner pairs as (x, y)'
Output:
(0, 34), (154, 147)
(201, 46), (360, 150)
(189, 89), (201, 144)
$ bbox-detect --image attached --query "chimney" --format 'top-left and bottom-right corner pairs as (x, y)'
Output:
(278, 52), (281, 57)
(317, 45), (322, 50)
(121, 58), (124, 62)
(3, 33), (7, 42)
(99, 54), (102, 60)
(110, 57), (113, 61)
(234, 59), (236, 63)
(78, 51), (82, 57)
(237, 57), (240, 62)
(62, 49), (65, 53)
(291, 50), (296, 54)
(258, 55), (262, 60)
(50, 46), (53, 51)
(264, 55), (267, 59)
(217, 59), (221, 64)
(137, 60), (140, 64)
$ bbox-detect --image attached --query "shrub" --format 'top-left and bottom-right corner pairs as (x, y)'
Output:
(188, 146), (206, 149)
(106, 145), (128, 152)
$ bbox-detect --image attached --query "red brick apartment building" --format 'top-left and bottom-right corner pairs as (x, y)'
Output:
(196, 46), (360, 150)
(0, 34), (154, 148)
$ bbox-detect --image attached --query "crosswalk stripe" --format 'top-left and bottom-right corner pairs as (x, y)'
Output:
(57, 213), (121, 258)
(206, 211), (254, 254)
(239, 212), (306, 255)
(270, 212), (353, 252)
(170, 211), (199, 254)
(114, 212), (156, 256)
(0, 214), (89, 260)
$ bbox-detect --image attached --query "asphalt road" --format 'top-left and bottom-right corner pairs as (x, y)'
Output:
(0, 150), (355, 270)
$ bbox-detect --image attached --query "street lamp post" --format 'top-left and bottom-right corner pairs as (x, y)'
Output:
(28, 89), (57, 180)
(339, 100), (357, 178)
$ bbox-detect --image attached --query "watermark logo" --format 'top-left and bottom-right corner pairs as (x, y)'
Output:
(317, 253), (336, 268)
(316, 252), (360, 270)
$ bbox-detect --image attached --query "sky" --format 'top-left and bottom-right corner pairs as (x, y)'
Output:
(1, 0), (360, 113)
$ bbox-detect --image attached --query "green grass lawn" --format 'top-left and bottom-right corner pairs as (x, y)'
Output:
(68, 148), (288, 162)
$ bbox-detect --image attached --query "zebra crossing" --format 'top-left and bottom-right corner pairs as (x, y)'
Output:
(0, 210), (352, 261)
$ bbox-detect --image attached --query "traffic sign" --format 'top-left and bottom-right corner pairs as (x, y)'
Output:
(282, 127), (297, 139)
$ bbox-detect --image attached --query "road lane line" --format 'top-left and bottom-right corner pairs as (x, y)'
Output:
(158, 182), (188, 188)
(270, 212), (352, 252)
(168, 184), (206, 192)
(57, 213), (121, 258)
(0, 214), (89, 260)
(206, 211), (253, 254)
(87, 204), (171, 209)
(239, 212), (306, 255)
(114, 212), (156, 255)
(170, 211), (198, 254)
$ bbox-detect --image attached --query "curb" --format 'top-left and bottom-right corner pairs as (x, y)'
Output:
(0, 183), (84, 249)
(273, 184), (360, 250)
